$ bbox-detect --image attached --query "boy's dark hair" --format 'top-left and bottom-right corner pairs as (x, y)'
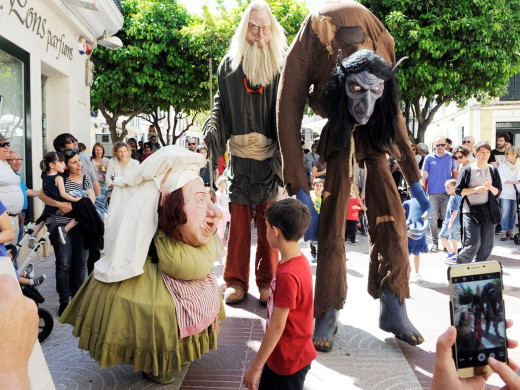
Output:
(77, 142), (87, 152)
(266, 199), (310, 241)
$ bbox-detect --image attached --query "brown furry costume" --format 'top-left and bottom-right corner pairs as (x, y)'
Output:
(277, 0), (420, 317)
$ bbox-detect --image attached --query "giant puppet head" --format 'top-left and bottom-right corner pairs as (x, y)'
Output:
(228, 0), (287, 87)
(324, 49), (402, 152)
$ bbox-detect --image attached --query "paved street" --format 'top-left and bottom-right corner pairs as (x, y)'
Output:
(33, 229), (520, 389)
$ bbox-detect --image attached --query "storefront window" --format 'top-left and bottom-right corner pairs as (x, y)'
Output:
(0, 37), (32, 217)
(0, 49), (25, 156)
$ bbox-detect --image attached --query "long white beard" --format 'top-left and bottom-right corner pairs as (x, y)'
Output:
(242, 42), (279, 87)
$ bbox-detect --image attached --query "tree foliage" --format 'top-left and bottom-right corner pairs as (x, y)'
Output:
(92, 0), (197, 143)
(361, 0), (520, 142)
(92, 0), (308, 145)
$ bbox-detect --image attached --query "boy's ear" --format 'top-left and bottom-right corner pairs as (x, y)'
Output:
(272, 225), (282, 238)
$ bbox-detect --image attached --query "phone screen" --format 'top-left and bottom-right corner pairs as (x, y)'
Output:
(452, 271), (506, 369)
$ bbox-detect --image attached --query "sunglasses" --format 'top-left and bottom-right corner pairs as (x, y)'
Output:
(0, 142), (9, 147)
(454, 155), (464, 160)
(463, 140), (471, 144)
(188, 143), (196, 146)
(435, 144), (446, 147)
(6, 158), (22, 161)
(65, 139), (77, 144)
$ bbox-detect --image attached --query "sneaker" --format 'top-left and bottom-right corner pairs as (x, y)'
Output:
(414, 274), (423, 283)
(28, 235), (37, 249)
(311, 254), (317, 263)
(445, 258), (457, 265)
(430, 244), (439, 253)
(58, 226), (67, 245)
(22, 263), (34, 278)
(446, 252), (456, 260)
(31, 274), (46, 287)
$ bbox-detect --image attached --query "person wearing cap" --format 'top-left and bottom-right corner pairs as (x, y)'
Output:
(0, 134), (23, 247)
(304, 144), (320, 186)
(60, 146), (225, 385)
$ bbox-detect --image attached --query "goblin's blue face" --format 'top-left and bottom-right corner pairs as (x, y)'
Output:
(345, 71), (384, 125)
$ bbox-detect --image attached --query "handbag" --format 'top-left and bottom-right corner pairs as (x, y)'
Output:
(487, 190), (501, 224)
(465, 196), (491, 224)
(464, 192), (500, 225)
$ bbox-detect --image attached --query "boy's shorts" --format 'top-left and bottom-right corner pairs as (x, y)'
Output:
(439, 220), (461, 240)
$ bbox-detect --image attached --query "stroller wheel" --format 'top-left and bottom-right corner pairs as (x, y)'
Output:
(38, 307), (54, 342)
(514, 234), (520, 245)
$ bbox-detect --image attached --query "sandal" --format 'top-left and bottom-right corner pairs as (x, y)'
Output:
(508, 232), (515, 240)
(500, 233), (507, 241)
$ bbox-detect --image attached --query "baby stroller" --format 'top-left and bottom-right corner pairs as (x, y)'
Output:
(13, 224), (54, 342)
(513, 185), (520, 245)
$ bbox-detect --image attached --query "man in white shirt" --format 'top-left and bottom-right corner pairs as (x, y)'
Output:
(0, 134), (24, 246)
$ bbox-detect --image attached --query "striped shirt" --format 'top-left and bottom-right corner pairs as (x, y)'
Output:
(45, 175), (92, 226)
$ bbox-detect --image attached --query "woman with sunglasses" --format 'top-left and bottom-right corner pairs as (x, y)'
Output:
(452, 145), (471, 173)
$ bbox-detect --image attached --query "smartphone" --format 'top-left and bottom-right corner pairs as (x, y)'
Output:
(448, 260), (507, 378)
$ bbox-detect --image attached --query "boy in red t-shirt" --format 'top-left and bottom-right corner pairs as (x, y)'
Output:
(243, 199), (316, 390)
(346, 187), (362, 245)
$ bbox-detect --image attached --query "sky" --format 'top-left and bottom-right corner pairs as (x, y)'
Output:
(178, 0), (323, 15)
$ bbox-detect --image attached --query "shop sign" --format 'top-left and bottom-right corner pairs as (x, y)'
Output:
(497, 122), (520, 129)
(3, 0), (74, 61)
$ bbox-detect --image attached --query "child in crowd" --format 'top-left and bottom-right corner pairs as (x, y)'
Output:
(6, 245), (46, 287)
(406, 216), (429, 284)
(243, 199), (316, 390)
(28, 152), (81, 248)
(309, 178), (324, 262)
(346, 186), (362, 245)
(215, 176), (231, 245)
(440, 179), (462, 265)
(77, 142), (87, 157)
(404, 190), (429, 283)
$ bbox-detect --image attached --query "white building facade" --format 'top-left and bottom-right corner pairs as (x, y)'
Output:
(424, 76), (520, 150)
(0, 0), (123, 218)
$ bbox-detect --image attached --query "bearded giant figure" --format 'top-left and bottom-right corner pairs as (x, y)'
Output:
(277, 0), (432, 351)
(203, 1), (287, 305)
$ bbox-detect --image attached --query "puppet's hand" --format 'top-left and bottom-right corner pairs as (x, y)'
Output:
(405, 182), (432, 240)
(296, 188), (319, 242)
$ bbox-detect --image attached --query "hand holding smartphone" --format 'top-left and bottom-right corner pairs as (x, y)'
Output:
(448, 260), (507, 378)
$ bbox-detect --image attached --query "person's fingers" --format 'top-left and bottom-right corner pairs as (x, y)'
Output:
(0, 275), (22, 297)
(488, 357), (520, 389)
(436, 326), (457, 361)
(507, 338), (518, 349)
(508, 357), (519, 372)
(506, 319), (514, 329)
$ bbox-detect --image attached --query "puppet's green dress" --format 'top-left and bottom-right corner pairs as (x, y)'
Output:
(60, 230), (225, 376)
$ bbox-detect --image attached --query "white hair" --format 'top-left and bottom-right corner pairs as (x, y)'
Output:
(227, 0), (287, 87)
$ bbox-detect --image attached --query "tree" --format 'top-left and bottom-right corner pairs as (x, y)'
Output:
(361, 0), (520, 142)
(91, 0), (202, 143)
